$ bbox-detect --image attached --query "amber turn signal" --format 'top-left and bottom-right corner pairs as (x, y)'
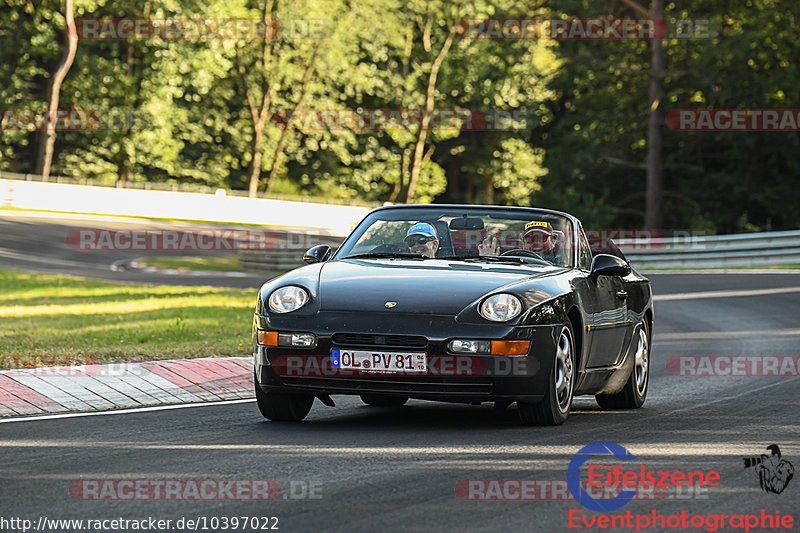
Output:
(490, 340), (531, 356)
(257, 330), (279, 346)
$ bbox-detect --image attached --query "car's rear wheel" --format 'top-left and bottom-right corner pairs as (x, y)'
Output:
(595, 318), (649, 409)
(517, 323), (575, 426)
(360, 394), (408, 407)
(254, 373), (314, 421)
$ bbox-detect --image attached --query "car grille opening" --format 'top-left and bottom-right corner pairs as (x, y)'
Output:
(331, 333), (428, 348)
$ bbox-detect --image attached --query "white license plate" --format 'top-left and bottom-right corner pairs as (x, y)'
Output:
(331, 349), (427, 374)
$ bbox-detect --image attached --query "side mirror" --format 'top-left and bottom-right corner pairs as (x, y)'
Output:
(303, 245), (332, 264)
(590, 253), (631, 278)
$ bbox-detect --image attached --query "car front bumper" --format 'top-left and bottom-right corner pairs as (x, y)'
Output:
(252, 311), (560, 403)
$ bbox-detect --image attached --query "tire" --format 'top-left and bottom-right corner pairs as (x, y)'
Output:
(254, 372), (314, 421)
(517, 322), (576, 426)
(360, 394), (408, 407)
(595, 318), (650, 409)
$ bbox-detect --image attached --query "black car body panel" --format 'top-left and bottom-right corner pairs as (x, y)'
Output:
(252, 205), (653, 409)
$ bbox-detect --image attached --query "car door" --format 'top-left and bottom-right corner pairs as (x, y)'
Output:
(578, 226), (630, 368)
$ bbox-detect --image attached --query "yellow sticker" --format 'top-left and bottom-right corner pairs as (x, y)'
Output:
(525, 220), (550, 230)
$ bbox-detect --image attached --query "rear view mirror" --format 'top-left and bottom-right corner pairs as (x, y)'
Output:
(449, 217), (485, 230)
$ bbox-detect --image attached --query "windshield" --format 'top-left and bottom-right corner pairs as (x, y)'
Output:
(336, 207), (575, 268)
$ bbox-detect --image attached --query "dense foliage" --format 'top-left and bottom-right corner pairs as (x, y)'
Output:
(1, 0), (798, 232)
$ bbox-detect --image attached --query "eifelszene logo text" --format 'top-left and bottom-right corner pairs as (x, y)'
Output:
(567, 441), (720, 512)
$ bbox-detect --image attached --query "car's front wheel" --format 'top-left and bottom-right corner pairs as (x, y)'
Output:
(255, 373), (314, 421)
(595, 318), (650, 409)
(517, 322), (575, 426)
(360, 394), (408, 407)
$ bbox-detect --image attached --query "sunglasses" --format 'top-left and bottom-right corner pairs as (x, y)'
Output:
(523, 231), (552, 244)
(405, 235), (435, 247)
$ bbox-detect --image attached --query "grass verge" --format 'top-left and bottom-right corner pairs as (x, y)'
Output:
(0, 268), (255, 367)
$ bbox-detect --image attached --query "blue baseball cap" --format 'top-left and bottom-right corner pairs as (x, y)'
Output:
(405, 222), (437, 240)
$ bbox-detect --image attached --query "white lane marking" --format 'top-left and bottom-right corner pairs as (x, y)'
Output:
(0, 399), (255, 423)
(0, 376), (795, 445)
(0, 248), (98, 269)
(654, 286), (800, 301)
(110, 258), (135, 272)
(115, 260), (255, 278)
(666, 378), (797, 414)
(655, 328), (800, 340)
(647, 269), (800, 275)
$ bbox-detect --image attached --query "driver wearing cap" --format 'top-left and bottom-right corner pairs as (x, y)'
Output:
(520, 220), (558, 263)
(404, 222), (439, 258)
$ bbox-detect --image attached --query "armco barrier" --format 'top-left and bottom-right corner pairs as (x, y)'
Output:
(241, 230), (800, 273)
(4, 172), (793, 270)
(238, 235), (344, 273)
(0, 176), (369, 236)
(618, 230), (800, 269)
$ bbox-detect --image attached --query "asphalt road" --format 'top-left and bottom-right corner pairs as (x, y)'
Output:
(2, 272), (799, 532)
(0, 212), (307, 288)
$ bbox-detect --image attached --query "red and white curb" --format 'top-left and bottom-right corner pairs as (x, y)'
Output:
(0, 357), (253, 417)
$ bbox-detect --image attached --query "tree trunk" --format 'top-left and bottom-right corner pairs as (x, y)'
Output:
(645, 0), (665, 229)
(389, 30), (414, 203)
(35, 0), (78, 180)
(239, 0), (276, 198)
(389, 148), (410, 203)
(248, 129), (265, 198)
(405, 25), (455, 203)
(116, 40), (137, 187)
(483, 173), (494, 204)
(263, 42), (325, 196)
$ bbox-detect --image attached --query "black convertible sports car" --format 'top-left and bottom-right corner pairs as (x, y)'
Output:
(252, 204), (653, 425)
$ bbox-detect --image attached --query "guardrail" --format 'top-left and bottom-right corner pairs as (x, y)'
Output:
(618, 230), (800, 269)
(238, 235), (344, 273)
(239, 230), (800, 274)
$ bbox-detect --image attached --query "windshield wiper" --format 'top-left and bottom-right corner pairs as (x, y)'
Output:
(345, 252), (428, 260)
(438, 255), (528, 264)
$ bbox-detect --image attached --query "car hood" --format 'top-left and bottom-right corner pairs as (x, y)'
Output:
(316, 259), (560, 314)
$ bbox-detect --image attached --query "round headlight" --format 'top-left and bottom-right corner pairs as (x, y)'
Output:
(479, 294), (522, 322)
(268, 286), (310, 314)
